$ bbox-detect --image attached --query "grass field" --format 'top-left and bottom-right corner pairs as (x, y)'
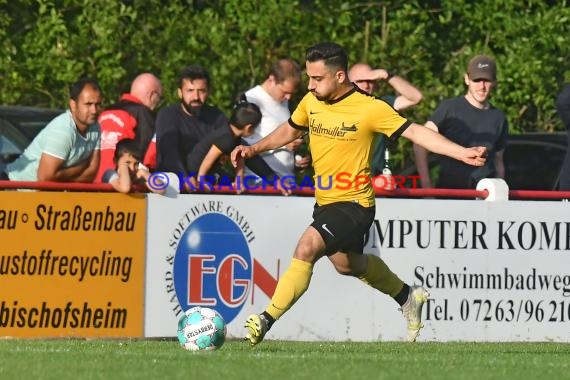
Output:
(1, 339), (569, 380)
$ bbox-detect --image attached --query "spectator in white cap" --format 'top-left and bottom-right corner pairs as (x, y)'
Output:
(413, 54), (509, 189)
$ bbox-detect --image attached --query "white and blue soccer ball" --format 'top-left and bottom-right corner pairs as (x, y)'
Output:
(177, 306), (227, 351)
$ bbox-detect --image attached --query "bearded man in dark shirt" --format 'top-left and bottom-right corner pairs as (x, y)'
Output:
(155, 65), (228, 182)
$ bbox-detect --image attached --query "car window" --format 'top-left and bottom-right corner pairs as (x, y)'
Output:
(396, 135), (567, 191)
(504, 140), (565, 190)
(0, 107), (62, 167)
(0, 119), (29, 156)
(0, 135), (22, 156)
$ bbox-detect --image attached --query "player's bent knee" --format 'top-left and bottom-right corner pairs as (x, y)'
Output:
(333, 264), (354, 276)
(293, 242), (321, 263)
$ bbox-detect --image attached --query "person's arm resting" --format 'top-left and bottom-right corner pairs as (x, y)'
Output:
(37, 150), (99, 182)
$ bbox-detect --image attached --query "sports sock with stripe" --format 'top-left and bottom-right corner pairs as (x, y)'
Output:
(265, 258), (313, 322)
(358, 254), (407, 304)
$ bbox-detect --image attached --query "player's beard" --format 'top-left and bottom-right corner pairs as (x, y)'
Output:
(311, 90), (332, 102)
(181, 99), (203, 116)
(314, 94), (333, 102)
(311, 91), (324, 102)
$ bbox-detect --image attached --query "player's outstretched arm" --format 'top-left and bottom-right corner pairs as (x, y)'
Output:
(231, 121), (303, 167)
(403, 123), (487, 167)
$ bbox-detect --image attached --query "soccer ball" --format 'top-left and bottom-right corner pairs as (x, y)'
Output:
(177, 306), (227, 351)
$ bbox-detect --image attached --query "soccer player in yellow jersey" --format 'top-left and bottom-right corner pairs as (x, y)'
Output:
(231, 42), (487, 345)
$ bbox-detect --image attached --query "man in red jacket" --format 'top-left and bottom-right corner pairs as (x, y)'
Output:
(95, 72), (162, 182)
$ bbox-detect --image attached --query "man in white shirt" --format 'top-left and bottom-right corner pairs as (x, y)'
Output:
(243, 58), (308, 182)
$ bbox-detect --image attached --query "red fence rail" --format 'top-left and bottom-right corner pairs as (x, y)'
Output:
(2, 180), (570, 200)
(0, 180), (114, 192)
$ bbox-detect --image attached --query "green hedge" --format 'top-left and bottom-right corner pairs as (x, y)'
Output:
(1, 0), (568, 166)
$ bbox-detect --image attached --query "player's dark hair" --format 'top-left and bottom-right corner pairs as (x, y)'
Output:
(69, 78), (101, 101)
(230, 94), (262, 130)
(113, 139), (142, 165)
(306, 42), (348, 73)
(178, 64), (211, 89)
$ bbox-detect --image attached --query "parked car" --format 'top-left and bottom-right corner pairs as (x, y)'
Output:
(395, 133), (568, 190)
(0, 105), (63, 171)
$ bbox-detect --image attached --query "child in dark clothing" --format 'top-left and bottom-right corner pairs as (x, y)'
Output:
(186, 98), (286, 194)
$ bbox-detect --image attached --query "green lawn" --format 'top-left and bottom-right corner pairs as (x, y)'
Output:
(0, 339), (569, 380)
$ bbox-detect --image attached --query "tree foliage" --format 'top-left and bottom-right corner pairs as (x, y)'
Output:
(0, 0), (568, 164)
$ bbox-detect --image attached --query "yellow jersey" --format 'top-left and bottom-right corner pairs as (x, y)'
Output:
(289, 86), (410, 207)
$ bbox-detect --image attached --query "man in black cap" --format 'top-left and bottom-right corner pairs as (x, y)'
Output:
(413, 54), (509, 189)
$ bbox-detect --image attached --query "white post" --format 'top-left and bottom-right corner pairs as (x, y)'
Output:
(476, 178), (509, 201)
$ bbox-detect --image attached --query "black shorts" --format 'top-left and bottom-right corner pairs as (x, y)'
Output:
(311, 201), (375, 256)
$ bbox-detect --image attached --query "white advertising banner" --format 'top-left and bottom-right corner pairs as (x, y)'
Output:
(145, 194), (570, 342)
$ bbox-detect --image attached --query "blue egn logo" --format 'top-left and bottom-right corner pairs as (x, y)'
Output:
(173, 213), (252, 324)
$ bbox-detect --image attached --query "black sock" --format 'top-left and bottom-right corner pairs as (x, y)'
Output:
(394, 284), (411, 306)
(261, 311), (276, 330)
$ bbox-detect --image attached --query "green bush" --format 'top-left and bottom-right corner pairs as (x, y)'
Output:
(0, 0), (568, 167)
